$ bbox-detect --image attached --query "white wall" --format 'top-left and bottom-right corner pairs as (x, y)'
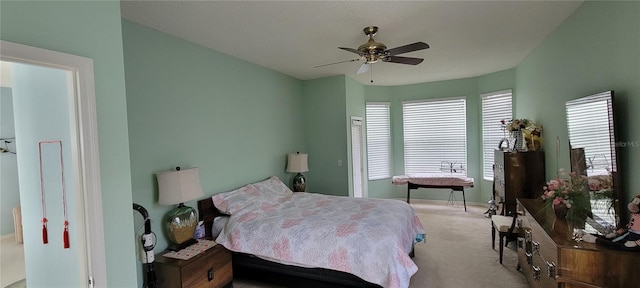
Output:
(12, 62), (84, 287)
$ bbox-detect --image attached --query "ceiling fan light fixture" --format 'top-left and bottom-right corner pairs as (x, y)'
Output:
(314, 25), (429, 79)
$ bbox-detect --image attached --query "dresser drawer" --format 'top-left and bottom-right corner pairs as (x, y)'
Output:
(519, 203), (558, 288)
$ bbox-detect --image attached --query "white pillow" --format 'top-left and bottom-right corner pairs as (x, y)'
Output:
(252, 176), (293, 196)
(212, 184), (262, 215)
(212, 216), (229, 239)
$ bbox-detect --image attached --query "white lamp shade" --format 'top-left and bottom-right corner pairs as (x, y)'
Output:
(156, 167), (204, 205)
(286, 153), (309, 173)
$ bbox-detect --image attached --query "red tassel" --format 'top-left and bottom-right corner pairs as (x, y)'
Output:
(42, 218), (48, 244)
(63, 221), (70, 249)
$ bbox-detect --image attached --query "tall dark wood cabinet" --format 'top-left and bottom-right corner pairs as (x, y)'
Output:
(494, 150), (545, 216)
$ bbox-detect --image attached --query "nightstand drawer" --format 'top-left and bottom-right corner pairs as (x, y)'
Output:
(156, 244), (232, 288)
(188, 262), (233, 288)
(183, 249), (232, 288)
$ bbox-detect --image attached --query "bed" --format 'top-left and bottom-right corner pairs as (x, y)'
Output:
(198, 176), (425, 288)
(392, 173), (475, 211)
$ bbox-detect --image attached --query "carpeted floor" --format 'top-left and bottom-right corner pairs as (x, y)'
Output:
(234, 200), (528, 288)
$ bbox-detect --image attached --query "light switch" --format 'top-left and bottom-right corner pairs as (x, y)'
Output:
(337, 160), (342, 166)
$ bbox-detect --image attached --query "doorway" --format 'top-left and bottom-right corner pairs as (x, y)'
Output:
(1, 40), (106, 287)
(350, 117), (365, 198)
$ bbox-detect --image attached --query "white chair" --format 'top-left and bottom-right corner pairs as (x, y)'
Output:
(491, 213), (520, 264)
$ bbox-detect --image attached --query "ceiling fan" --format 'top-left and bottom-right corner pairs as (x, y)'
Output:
(315, 26), (429, 79)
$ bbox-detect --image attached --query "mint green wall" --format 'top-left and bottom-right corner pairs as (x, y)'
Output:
(515, 1), (640, 205)
(302, 76), (349, 196)
(0, 87), (20, 236)
(345, 77), (366, 196)
(0, 1), (137, 287)
(122, 20), (306, 286)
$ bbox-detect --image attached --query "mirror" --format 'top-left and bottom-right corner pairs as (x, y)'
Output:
(566, 90), (620, 235)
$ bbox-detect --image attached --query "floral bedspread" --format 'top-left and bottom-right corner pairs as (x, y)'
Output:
(214, 191), (425, 288)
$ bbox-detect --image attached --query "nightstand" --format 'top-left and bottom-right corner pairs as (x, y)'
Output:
(154, 244), (232, 288)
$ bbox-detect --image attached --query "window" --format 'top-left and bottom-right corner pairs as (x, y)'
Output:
(481, 90), (512, 180)
(365, 103), (391, 180)
(402, 97), (467, 175)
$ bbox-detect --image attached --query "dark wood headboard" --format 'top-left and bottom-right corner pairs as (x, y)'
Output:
(197, 197), (225, 239)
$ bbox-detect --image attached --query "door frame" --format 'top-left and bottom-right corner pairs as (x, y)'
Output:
(1, 40), (106, 287)
(350, 116), (366, 198)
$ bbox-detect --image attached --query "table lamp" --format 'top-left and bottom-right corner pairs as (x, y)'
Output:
(156, 167), (204, 251)
(286, 152), (309, 192)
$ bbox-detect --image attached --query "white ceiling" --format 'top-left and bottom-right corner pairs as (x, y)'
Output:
(120, 0), (583, 86)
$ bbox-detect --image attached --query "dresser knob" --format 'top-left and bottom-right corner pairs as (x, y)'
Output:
(547, 261), (557, 278)
(517, 238), (524, 249)
(533, 265), (541, 281)
(532, 241), (540, 255)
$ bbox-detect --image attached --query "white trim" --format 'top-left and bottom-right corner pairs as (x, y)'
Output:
(350, 116), (367, 198)
(1, 40), (106, 288)
(0, 233), (15, 240)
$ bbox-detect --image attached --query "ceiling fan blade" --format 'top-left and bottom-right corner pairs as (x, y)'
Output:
(339, 47), (364, 55)
(357, 63), (370, 74)
(385, 42), (429, 56)
(384, 56), (424, 65)
(314, 58), (360, 68)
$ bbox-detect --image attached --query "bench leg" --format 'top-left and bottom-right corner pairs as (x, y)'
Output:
(462, 189), (467, 212)
(406, 186), (411, 203)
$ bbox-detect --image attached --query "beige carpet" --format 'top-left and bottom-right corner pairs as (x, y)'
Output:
(235, 200), (528, 288)
(0, 236), (25, 288)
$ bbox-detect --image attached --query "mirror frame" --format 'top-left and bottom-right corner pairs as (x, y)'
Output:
(566, 90), (621, 233)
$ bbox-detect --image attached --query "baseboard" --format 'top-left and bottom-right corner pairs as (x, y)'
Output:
(396, 198), (486, 208)
(1, 233), (15, 240)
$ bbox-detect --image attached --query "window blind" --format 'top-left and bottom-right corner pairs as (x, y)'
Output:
(402, 98), (467, 175)
(365, 103), (391, 180)
(481, 90), (513, 180)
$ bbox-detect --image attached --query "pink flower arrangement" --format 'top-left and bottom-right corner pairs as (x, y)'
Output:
(541, 169), (589, 210)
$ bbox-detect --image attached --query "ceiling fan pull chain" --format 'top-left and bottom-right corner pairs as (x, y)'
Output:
(370, 64), (374, 83)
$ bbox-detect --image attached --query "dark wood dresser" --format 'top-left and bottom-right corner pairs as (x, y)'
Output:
(517, 199), (640, 288)
(494, 150), (545, 216)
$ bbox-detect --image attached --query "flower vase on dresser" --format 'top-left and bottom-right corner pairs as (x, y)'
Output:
(510, 130), (526, 151)
(501, 118), (542, 152)
(553, 202), (568, 219)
